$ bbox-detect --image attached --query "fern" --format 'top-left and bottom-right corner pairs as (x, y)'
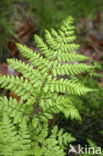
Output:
(0, 16), (98, 155)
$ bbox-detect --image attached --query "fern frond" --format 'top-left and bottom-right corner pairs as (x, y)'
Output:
(52, 63), (94, 76)
(0, 75), (36, 102)
(7, 58), (43, 89)
(46, 29), (79, 51)
(7, 58), (41, 80)
(32, 123), (75, 156)
(45, 29), (79, 52)
(59, 16), (75, 35)
(0, 113), (18, 155)
(16, 120), (32, 156)
(58, 129), (76, 147)
(44, 76), (93, 95)
(35, 32), (89, 62)
(0, 15), (99, 155)
(39, 93), (81, 120)
(51, 28), (76, 43)
(51, 126), (76, 148)
(16, 43), (53, 71)
(0, 97), (31, 123)
(0, 113), (33, 156)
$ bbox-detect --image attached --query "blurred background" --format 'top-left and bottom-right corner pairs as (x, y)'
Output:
(0, 0), (103, 61)
(0, 0), (103, 149)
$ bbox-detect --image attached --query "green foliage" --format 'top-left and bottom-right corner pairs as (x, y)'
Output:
(0, 113), (31, 155)
(0, 100), (75, 156)
(60, 77), (103, 150)
(0, 16), (99, 155)
(74, 77), (103, 120)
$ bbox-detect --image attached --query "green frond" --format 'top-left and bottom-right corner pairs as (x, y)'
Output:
(46, 51), (89, 62)
(34, 34), (89, 62)
(45, 28), (79, 51)
(32, 123), (75, 156)
(39, 93), (81, 120)
(0, 113), (18, 155)
(38, 92), (61, 114)
(52, 63), (94, 76)
(57, 129), (76, 147)
(44, 137), (65, 156)
(7, 58), (43, 88)
(38, 111), (53, 122)
(0, 96), (32, 124)
(57, 52), (90, 62)
(7, 58), (41, 79)
(16, 43), (52, 71)
(58, 43), (80, 53)
(51, 28), (59, 37)
(60, 16), (75, 33)
(51, 126), (76, 148)
(16, 120), (32, 156)
(34, 16), (81, 63)
(51, 28), (76, 43)
(44, 76), (93, 95)
(64, 104), (81, 120)
(0, 15), (99, 155)
(0, 75), (36, 102)
(45, 29), (57, 50)
(0, 113), (33, 156)
(34, 34), (54, 59)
